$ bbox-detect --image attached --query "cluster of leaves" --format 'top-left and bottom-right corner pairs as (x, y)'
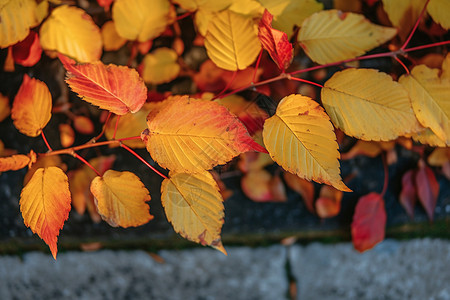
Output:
(0, 0), (449, 259)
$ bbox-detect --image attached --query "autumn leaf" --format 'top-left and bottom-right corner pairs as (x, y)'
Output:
(400, 169), (416, 219)
(415, 160), (439, 221)
(341, 140), (383, 160)
(59, 124), (75, 148)
(298, 10), (397, 65)
(112, 0), (172, 42)
(0, 0), (38, 48)
(90, 170), (153, 227)
(97, 0), (114, 11)
(204, 9), (261, 71)
(12, 31), (42, 67)
(399, 64), (450, 145)
(73, 116), (94, 135)
(39, 5), (102, 63)
(11, 74), (52, 137)
(161, 171), (226, 254)
(381, 0), (424, 40)
(283, 172), (315, 213)
(24, 155), (65, 186)
(315, 185), (343, 219)
(141, 48), (180, 84)
(258, 0), (323, 36)
(428, 148), (450, 167)
(258, 9), (293, 71)
(0, 93), (10, 122)
(412, 128), (447, 147)
(322, 68), (420, 141)
(238, 151), (273, 173)
(229, 0), (264, 17)
(0, 150), (36, 172)
(141, 95), (266, 173)
(60, 54), (147, 115)
(20, 167), (71, 259)
(173, 0), (232, 12)
(351, 192), (386, 252)
(427, 0), (450, 29)
(262, 94), (350, 191)
(101, 21), (127, 51)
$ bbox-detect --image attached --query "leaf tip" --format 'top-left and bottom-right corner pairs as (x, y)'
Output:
(212, 239), (227, 256)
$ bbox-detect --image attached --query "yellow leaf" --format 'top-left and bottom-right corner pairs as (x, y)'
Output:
(112, 0), (171, 42)
(105, 103), (160, 148)
(381, 0), (424, 40)
(101, 20), (127, 51)
(90, 170), (153, 228)
(161, 171), (226, 254)
(229, 0), (264, 17)
(173, 0), (232, 11)
(441, 54), (450, 79)
(258, 0), (323, 35)
(411, 128), (447, 147)
(0, 150), (36, 172)
(428, 148), (450, 167)
(399, 64), (450, 145)
(322, 68), (420, 141)
(262, 94), (350, 192)
(204, 9), (261, 71)
(428, 0), (449, 29)
(24, 155), (65, 186)
(39, 5), (102, 62)
(195, 9), (214, 36)
(298, 10), (397, 65)
(20, 167), (71, 259)
(0, 0), (37, 48)
(141, 95), (266, 173)
(141, 48), (180, 84)
(11, 74), (52, 137)
(0, 93), (10, 122)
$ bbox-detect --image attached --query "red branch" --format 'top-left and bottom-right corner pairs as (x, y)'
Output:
(381, 152), (389, 198)
(214, 71), (238, 99)
(120, 143), (168, 179)
(394, 56), (410, 74)
(41, 131), (52, 152)
(401, 0), (431, 50)
(112, 115), (121, 140)
(74, 152), (101, 177)
(252, 50), (263, 83)
(288, 76), (324, 88)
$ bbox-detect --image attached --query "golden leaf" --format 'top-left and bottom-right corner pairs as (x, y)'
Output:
(173, 0), (232, 11)
(298, 10), (397, 64)
(141, 48), (180, 84)
(381, 0), (424, 40)
(204, 9), (261, 71)
(39, 5), (102, 62)
(11, 74), (52, 137)
(20, 167), (71, 259)
(427, 0), (450, 29)
(262, 94), (350, 191)
(0, 150), (36, 172)
(0, 0), (37, 48)
(90, 170), (153, 227)
(161, 171), (226, 254)
(112, 0), (171, 42)
(101, 20), (127, 51)
(142, 95), (266, 173)
(322, 68), (420, 141)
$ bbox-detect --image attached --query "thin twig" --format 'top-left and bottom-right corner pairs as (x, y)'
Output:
(41, 131), (52, 152)
(120, 143), (168, 179)
(74, 152), (101, 176)
(401, 0), (431, 50)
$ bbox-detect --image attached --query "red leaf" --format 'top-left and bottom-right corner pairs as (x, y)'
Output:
(97, 0), (114, 11)
(12, 31), (42, 67)
(351, 192), (386, 252)
(415, 160), (439, 221)
(399, 169), (416, 219)
(59, 54), (147, 115)
(258, 10), (293, 71)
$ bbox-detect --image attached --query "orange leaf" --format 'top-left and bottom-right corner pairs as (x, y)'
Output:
(400, 169), (416, 219)
(97, 0), (114, 11)
(101, 20), (127, 51)
(20, 167), (71, 259)
(258, 9), (293, 71)
(0, 93), (11, 122)
(73, 115), (94, 135)
(0, 150), (36, 172)
(415, 160), (439, 221)
(241, 169), (274, 202)
(90, 170), (153, 227)
(283, 172), (315, 213)
(59, 124), (75, 148)
(341, 140), (383, 160)
(11, 74), (52, 137)
(351, 192), (386, 252)
(315, 185), (343, 218)
(12, 31), (42, 67)
(60, 55), (147, 115)
(24, 155), (65, 186)
(141, 95), (267, 173)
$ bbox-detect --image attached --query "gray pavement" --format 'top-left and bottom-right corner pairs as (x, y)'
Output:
(0, 239), (449, 300)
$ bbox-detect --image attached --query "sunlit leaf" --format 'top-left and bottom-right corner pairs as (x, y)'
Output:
(258, 0), (323, 36)
(298, 10), (397, 64)
(141, 48), (180, 84)
(12, 31), (42, 67)
(24, 155), (65, 186)
(11, 74), (52, 137)
(283, 172), (315, 213)
(263, 94), (350, 191)
(141, 95), (267, 173)
(427, 0), (450, 29)
(0, 93), (10, 122)
(20, 167), (71, 259)
(204, 9), (261, 71)
(351, 192), (386, 252)
(90, 170), (153, 227)
(412, 127), (447, 147)
(400, 169), (416, 219)
(60, 55), (147, 115)
(101, 20), (127, 51)
(161, 171), (226, 254)
(322, 68), (420, 141)
(258, 9), (293, 71)
(0, 150), (36, 172)
(229, 0), (264, 17)
(0, 0), (37, 48)
(415, 160), (439, 221)
(173, 0), (232, 11)
(40, 5), (102, 63)
(112, 0), (172, 42)
(399, 64), (450, 145)
(315, 185), (343, 218)
(381, 0), (424, 40)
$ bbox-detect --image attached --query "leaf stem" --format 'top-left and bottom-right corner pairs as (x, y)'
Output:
(252, 50), (263, 83)
(91, 112), (112, 143)
(74, 152), (101, 176)
(393, 56), (410, 74)
(41, 131), (52, 152)
(112, 115), (120, 140)
(380, 152), (389, 198)
(401, 0), (431, 50)
(288, 75), (324, 88)
(214, 71), (237, 100)
(176, 11), (193, 21)
(403, 40), (450, 53)
(120, 143), (168, 179)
